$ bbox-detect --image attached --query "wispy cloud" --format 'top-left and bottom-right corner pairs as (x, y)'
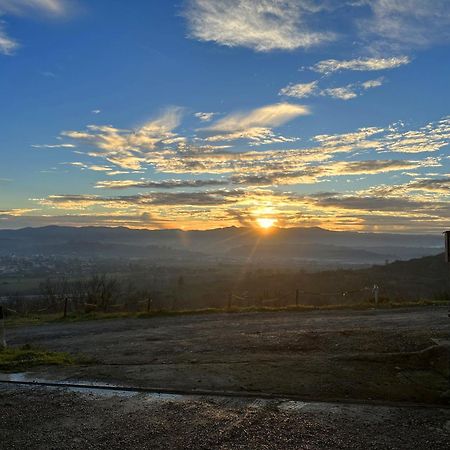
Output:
(183, 0), (335, 52)
(361, 0), (450, 50)
(311, 56), (411, 74)
(384, 117), (450, 153)
(0, 23), (18, 55)
(194, 112), (216, 122)
(279, 81), (318, 99)
(61, 107), (184, 169)
(321, 78), (384, 100)
(95, 178), (228, 189)
(0, 0), (74, 55)
(32, 143), (77, 149)
(0, 0), (71, 17)
(280, 78), (384, 101)
(205, 103), (309, 132)
(202, 102), (309, 144)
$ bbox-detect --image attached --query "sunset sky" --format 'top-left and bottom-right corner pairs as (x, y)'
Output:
(1, 0), (449, 232)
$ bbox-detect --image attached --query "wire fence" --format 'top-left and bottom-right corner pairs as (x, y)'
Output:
(0, 284), (384, 318)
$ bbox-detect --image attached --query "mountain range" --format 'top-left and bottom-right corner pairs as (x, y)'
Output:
(0, 226), (444, 265)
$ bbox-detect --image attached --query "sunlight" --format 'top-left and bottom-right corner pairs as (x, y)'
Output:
(256, 217), (277, 229)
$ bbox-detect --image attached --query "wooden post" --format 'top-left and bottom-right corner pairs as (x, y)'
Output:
(295, 289), (299, 307)
(147, 297), (151, 313)
(0, 306), (6, 349)
(63, 297), (68, 319)
(444, 231), (450, 317)
(444, 231), (450, 263)
(373, 284), (379, 306)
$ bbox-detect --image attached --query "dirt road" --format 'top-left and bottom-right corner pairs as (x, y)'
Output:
(4, 306), (450, 405)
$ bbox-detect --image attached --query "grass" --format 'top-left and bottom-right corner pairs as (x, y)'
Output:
(4, 299), (447, 328)
(0, 344), (77, 371)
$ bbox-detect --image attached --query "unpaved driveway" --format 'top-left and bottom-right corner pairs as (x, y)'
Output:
(4, 306), (450, 404)
(1, 386), (449, 449)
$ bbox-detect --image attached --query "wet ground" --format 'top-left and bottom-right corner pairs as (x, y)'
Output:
(4, 306), (450, 404)
(1, 384), (449, 449)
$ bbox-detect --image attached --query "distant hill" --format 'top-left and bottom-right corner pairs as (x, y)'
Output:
(220, 252), (450, 304)
(0, 225), (443, 265)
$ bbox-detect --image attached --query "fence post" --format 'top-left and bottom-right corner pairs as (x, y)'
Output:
(295, 289), (299, 307)
(147, 297), (152, 313)
(373, 284), (379, 306)
(0, 306), (6, 349)
(63, 297), (68, 319)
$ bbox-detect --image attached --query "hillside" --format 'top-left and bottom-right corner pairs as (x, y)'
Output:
(0, 226), (443, 265)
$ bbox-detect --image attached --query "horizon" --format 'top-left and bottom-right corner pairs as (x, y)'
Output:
(1, 1), (449, 233)
(0, 223), (445, 237)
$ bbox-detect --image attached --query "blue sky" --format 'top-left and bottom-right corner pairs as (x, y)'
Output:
(1, 0), (449, 232)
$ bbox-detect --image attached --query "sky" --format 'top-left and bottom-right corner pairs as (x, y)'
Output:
(0, 0), (449, 233)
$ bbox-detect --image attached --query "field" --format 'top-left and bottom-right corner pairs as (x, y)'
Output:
(1, 306), (449, 448)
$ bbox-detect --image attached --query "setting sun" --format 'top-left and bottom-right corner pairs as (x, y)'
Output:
(256, 217), (277, 229)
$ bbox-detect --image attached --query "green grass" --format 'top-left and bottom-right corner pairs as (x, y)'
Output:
(4, 298), (447, 328)
(0, 344), (77, 371)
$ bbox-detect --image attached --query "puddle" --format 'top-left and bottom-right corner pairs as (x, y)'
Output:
(0, 372), (188, 401)
(1, 372), (31, 382)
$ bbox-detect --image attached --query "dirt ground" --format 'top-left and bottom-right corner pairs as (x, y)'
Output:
(3, 306), (450, 405)
(0, 386), (449, 450)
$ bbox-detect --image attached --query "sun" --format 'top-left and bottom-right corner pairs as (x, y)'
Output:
(256, 217), (277, 229)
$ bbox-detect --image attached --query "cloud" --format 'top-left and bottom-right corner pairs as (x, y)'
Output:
(312, 117), (450, 155)
(306, 192), (427, 212)
(195, 112), (216, 122)
(0, 0), (71, 17)
(206, 103), (309, 132)
(311, 56), (411, 74)
(204, 127), (299, 145)
(53, 112), (450, 185)
(361, 79), (383, 89)
(40, 190), (245, 209)
(361, 0), (450, 50)
(183, 0), (335, 52)
(61, 107), (184, 169)
(326, 158), (437, 176)
(95, 178), (228, 190)
(0, 0), (75, 55)
(0, 211), (166, 230)
(279, 81), (318, 98)
(0, 24), (19, 55)
(280, 79), (384, 101)
(201, 103), (309, 144)
(406, 177), (450, 194)
(321, 78), (384, 100)
(32, 143), (76, 149)
(228, 158), (435, 186)
(321, 86), (358, 100)
(384, 117), (450, 153)
(184, 1), (450, 54)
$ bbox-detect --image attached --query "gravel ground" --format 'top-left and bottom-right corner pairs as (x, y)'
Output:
(4, 306), (450, 404)
(1, 386), (450, 450)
